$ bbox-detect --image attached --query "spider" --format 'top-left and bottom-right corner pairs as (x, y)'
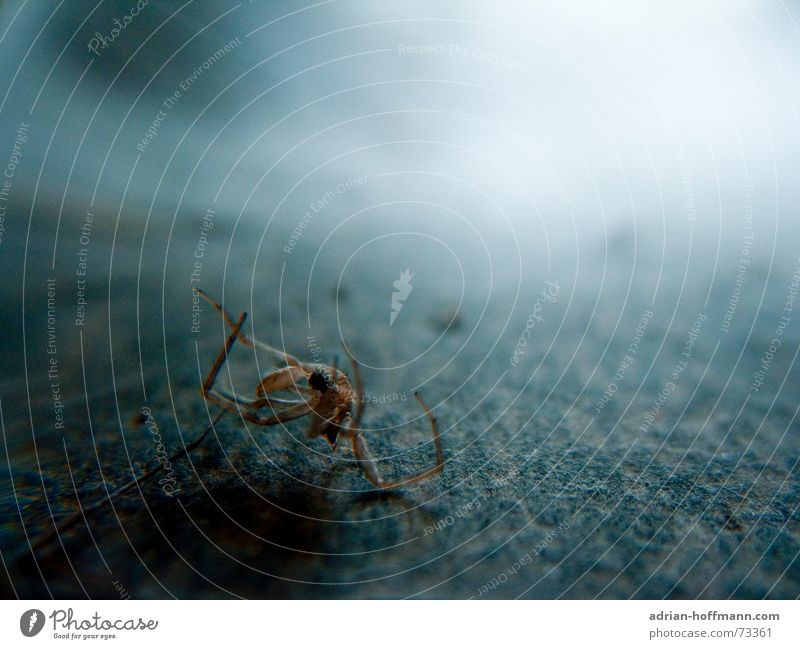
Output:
(197, 289), (444, 489)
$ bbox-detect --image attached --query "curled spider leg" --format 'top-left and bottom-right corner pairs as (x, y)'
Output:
(206, 364), (314, 425)
(201, 309), (313, 426)
(205, 384), (314, 427)
(255, 366), (312, 398)
(197, 288), (302, 367)
(351, 392), (444, 489)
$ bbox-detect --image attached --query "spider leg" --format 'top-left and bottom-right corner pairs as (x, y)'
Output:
(255, 366), (310, 397)
(347, 351), (365, 428)
(200, 308), (313, 426)
(204, 388), (314, 427)
(349, 392), (444, 489)
(307, 412), (326, 439)
(216, 386), (308, 410)
(202, 310), (247, 395)
(197, 288), (303, 367)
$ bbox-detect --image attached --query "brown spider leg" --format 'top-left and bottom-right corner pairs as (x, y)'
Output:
(216, 387), (308, 410)
(196, 288), (302, 367)
(202, 310), (247, 395)
(201, 310), (314, 426)
(255, 366), (310, 397)
(251, 366), (315, 421)
(205, 388), (314, 427)
(307, 412), (326, 439)
(347, 351), (365, 428)
(350, 392), (444, 489)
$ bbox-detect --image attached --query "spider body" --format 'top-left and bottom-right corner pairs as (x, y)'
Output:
(197, 290), (444, 489)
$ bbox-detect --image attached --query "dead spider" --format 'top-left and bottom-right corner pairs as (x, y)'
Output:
(197, 289), (444, 489)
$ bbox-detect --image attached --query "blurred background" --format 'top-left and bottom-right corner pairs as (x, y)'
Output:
(0, 0), (798, 598)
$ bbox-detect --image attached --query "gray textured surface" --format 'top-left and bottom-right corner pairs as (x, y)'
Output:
(1, 219), (798, 599)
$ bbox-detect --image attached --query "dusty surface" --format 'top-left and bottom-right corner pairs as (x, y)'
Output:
(1, 218), (798, 600)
